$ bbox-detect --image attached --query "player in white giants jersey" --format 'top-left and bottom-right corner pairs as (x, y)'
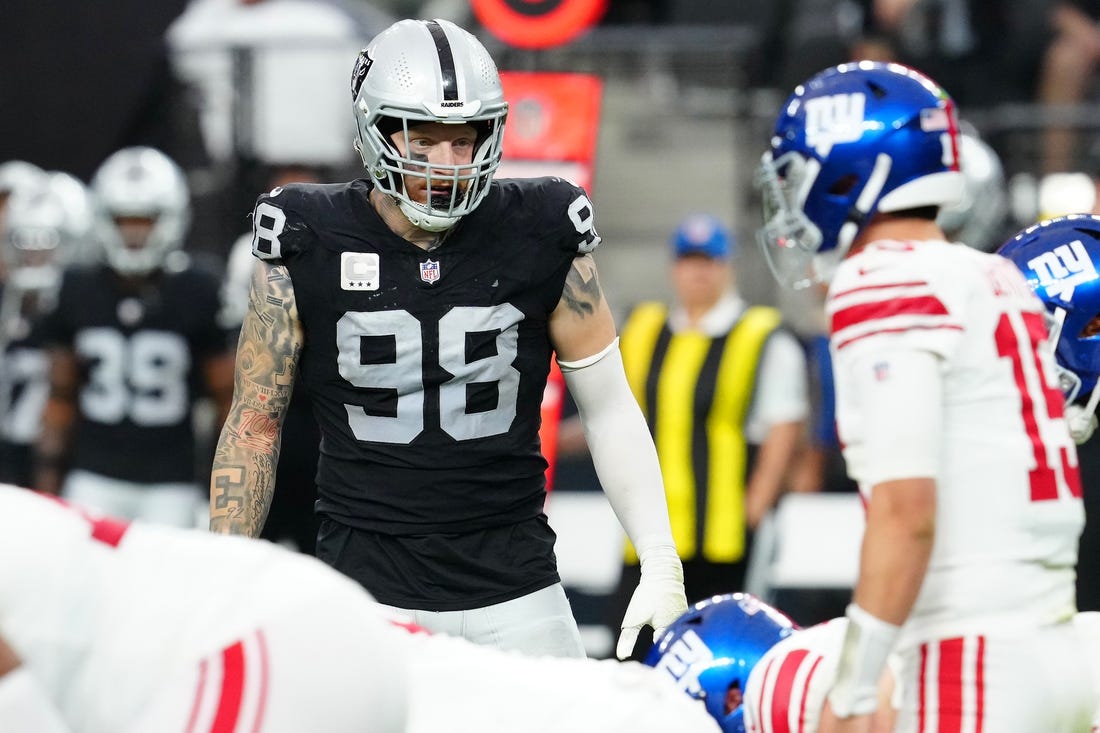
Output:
(742, 618), (848, 733)
(756, 62), (1093, 731)
(0, 485), (719, 733)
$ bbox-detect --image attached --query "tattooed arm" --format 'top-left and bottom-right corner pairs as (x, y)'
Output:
(209, 261), (302, 536)
(550, 253), (686, 659)
(548, 254), (617, 361)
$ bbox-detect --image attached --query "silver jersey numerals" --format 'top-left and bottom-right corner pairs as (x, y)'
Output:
(336, 303), (523, 443)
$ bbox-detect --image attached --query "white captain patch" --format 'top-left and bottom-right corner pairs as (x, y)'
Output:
(341, 252), (380, 291)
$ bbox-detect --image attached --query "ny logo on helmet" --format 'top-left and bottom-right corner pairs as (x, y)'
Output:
(804, 93), (866, 157)
(1028, 239), (1099, 302)
(652, 629), (713, 696)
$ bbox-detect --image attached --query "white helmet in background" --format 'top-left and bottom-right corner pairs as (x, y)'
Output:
(91, 147), (190, 276)
(936, 130), (1008, 252)
(0, 161), (48, 234)
(4, 173), (97, 294)
(0, 161), (47, 200)
(351, 19), (509, 232)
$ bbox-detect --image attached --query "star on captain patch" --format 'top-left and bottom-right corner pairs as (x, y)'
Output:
(419, 259), (440, 284)
(341, 252), (379, 291)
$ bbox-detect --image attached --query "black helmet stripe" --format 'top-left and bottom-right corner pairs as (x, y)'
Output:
(424, 20), (459, 101)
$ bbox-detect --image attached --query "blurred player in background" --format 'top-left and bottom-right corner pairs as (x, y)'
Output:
(0, 174), (97, 487)
(0, 484), (719, 733)
(755, 61), (1092, 731)
(35, 146), (234, 527)
(936, 126), (1010, 253)
(0, 162), (46, 238)
(210, 18), (686, 658)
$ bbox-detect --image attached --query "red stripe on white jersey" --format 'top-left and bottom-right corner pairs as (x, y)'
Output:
(918, 636), (986, 733)
(830, 295), (950, 334)
(182, 630), (271, 733)
(210, 640), (246, 733)
(754, 657), (778, 733)
(938, 638), (964, 733)
(829, 280), (931, 300)
(185, 658), (210, 733)
(974, 637), (985, 733)
(250, 631), (270, 733)
(919, 644), (930, 733)
(770, 649), (809, 733)
(796, 654), (825, 733)
(834, 324), (964, 351)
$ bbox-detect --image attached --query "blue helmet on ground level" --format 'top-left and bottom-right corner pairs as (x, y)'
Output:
(643, 593), (796, 733)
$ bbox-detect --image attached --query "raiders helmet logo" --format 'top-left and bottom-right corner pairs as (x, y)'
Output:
(350, 50), (373, 100)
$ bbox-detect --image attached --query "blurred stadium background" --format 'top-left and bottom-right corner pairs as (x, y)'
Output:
(5, 0), (1100, 657)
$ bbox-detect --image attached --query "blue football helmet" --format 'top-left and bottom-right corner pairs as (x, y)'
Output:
(997, 215), (1100, 410)
(643, 593), (795, 733)
(756, 61), (965, 288)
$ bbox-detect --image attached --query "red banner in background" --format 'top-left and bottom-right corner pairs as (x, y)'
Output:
(498, 71), (602, 193)
(498, 71), (602, 493)
(472, 0), (607, 50)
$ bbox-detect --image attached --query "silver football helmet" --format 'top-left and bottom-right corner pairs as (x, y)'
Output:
(936, 129), (1008, 252)
(91, 147), (190, 276)
(0, 160), (46, 199)
(3, 172), (97, 295)
(351, 19), (508, 232)
(0, 161), (47, 234)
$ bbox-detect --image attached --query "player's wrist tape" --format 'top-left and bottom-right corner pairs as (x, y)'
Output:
(636, 536), (684, 582)
(0, 668), (70, 733)
(828, 603), (900, 718)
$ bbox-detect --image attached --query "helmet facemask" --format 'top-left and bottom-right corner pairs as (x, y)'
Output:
(756, 151), (826, 290)
(358, 111), (505, 232)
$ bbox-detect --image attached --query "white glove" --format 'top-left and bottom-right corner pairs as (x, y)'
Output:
(616, 541), (687, 660)
(1066, 403), (1098, 445)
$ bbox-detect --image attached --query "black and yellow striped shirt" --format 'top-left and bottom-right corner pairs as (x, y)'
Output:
(620, 302), (781, 563)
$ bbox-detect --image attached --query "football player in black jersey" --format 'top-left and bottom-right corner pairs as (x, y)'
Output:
(0, 173), (96, 487)
(209, 18), (687, 659)
(35, 147), (234, 527)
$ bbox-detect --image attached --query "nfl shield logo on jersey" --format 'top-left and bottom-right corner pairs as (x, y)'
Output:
(419, 259), (440, 284)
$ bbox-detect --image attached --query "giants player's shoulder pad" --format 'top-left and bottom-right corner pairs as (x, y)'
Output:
(494, 177), (601, 256)
(826, 240), (967, 355)
(249, 182), (347, 262)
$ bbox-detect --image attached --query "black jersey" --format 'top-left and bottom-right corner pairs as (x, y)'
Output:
(37, 264), (229, 483)
(253, 178), (599, 535)
(0, 300), (49, 486)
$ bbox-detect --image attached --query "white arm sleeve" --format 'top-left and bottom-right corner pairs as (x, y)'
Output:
(558, 339), (674, 553)
(0, 668), (71, 733)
